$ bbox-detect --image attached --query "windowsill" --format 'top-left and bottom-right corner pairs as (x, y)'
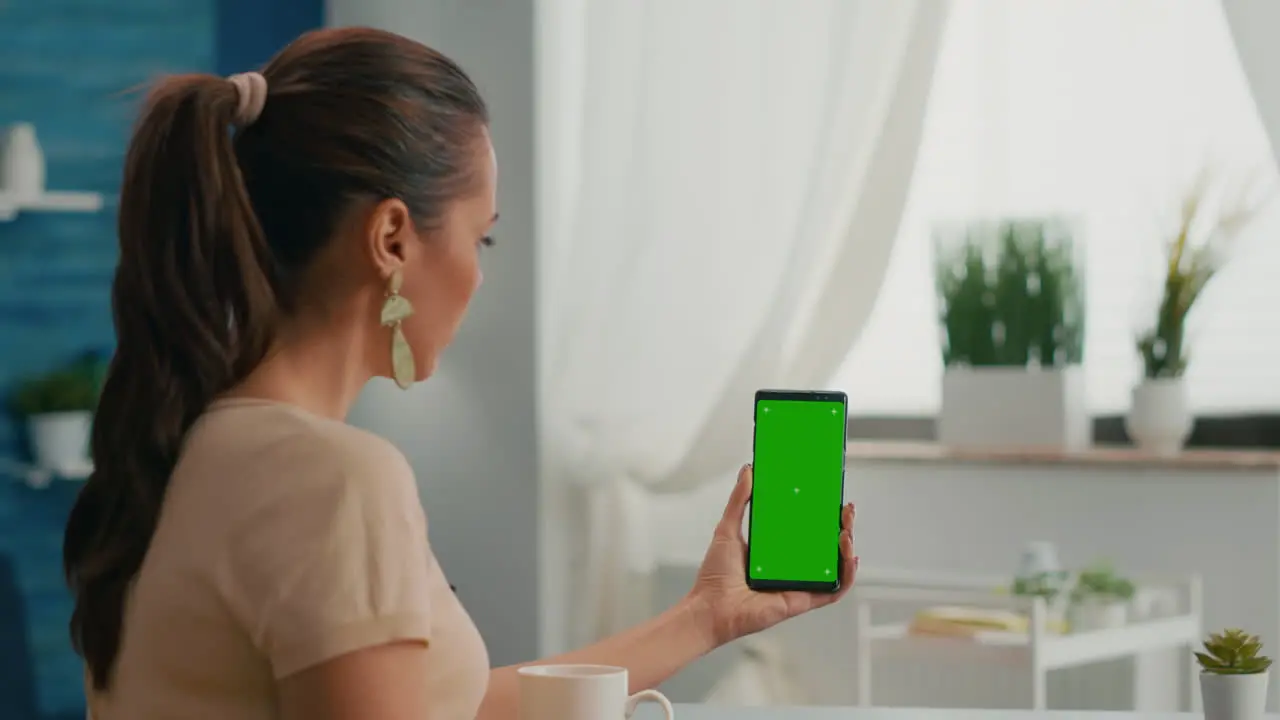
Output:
(846, 440), (1280, 471)
(846, 414), (1280, 452)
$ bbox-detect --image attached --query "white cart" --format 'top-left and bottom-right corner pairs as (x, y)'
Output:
(852, 569), (1203, 711)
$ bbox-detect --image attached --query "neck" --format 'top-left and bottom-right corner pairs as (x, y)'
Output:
(227, 314), (378, 421)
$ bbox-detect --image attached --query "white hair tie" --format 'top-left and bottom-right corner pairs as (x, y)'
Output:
(227, 72), (268, 127)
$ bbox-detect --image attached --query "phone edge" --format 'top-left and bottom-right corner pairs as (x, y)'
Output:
(745, 388), (848, 593)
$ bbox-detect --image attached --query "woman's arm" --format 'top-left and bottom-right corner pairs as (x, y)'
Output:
(476, 595), (717, 720)
(476, 465), (856, 720)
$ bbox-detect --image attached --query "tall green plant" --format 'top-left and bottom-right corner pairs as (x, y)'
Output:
(1138, 168), (1273, 379)
(936, 217), (1085, 368)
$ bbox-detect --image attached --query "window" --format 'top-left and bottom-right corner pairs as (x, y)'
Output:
(837, 0), (1280, 416)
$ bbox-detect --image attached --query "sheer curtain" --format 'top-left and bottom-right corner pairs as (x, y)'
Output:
(537, 0), (951, 646)
(838, 0), (1280, 417)
(1222, 1), (1280, 168)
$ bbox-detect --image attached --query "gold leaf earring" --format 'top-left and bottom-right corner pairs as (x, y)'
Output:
(380, 269), (416, 389)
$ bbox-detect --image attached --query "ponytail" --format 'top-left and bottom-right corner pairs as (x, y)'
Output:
(64, 74), (278, 690)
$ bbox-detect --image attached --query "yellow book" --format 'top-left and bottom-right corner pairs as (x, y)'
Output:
(910, 605), (1068, 637)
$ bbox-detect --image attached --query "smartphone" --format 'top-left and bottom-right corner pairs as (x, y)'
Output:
(746, 389), (848, 593)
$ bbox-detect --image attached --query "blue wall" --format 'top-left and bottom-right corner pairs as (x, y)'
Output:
(0, 1), (214, 714)
(218, 0), (325, 75)
(0, 0), (319, 715)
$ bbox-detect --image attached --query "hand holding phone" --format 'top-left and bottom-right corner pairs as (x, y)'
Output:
(689, 462), (856, 646)
(746, 389), (848, 593)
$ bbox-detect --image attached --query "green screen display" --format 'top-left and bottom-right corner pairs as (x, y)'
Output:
(749, 396), (846, 584)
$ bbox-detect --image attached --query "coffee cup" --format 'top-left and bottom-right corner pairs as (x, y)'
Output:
(518, 664), (673, 720)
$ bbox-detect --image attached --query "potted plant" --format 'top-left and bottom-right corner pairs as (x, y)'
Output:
(9, 357), (101, 477)
(1010, 541), (1072, 626)
(1196, 628), (1272, 720)
(1128, 168), (1274, 456)
(1069, 562), (1135, 631)
(1010, 575), (1070, 629)
(935, 216), (1088, 450)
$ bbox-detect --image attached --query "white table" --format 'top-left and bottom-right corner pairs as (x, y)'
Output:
(638, 708), (1253, 719)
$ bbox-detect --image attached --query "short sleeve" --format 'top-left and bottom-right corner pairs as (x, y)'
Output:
(220, 435), (434, 679)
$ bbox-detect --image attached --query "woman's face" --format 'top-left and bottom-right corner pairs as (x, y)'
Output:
(396, 133), (498, 381)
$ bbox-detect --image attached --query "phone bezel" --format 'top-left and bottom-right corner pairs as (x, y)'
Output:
(746, 389), (848, 593)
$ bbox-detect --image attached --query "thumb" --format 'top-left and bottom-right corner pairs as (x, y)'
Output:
(716, 464), (753, 537)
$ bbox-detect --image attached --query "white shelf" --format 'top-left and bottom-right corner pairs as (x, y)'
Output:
(0, 457), (93, 489)
(865, 614), (1201, 669)
(0, 190), (105, 221)
(853, 571), (1205, 711)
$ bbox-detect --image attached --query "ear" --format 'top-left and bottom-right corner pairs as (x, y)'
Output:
(363, 198), (415, 278)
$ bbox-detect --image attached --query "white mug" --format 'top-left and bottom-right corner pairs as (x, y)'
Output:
(518, 664), (674, 720)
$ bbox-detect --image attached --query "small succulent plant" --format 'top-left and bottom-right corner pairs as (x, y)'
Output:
(1012, 571), (1069, 601)
(1070, 562), (1135, 604)
(1196, 628), (1273, 675)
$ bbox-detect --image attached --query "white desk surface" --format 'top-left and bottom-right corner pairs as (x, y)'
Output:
(637, 709), (1260, 720)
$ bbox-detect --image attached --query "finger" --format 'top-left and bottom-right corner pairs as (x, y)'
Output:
(817, 525), (859, 607)
(841, 502), (856, 533)
(716, 463), (753, 538)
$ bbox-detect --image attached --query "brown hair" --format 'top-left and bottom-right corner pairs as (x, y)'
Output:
(62, 27), (489, 690)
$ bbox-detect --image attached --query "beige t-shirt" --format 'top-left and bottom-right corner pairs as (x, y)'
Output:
(85, 398), (490, 719)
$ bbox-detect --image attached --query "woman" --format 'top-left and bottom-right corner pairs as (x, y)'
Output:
(63, 27), (858, 720)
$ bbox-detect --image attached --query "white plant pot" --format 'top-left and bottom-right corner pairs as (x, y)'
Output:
(0, 123), (46, 201)
(27, 411), (92, 477)
(1201, 671), (1269, 720)
(1126, 378), (1193, 457)
(939, 366), (1089, 451)
(1070, 598), (1128, 632)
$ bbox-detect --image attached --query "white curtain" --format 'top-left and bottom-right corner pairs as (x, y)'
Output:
(1222, 0), (1280, 168)
(538, 0), (951, 645)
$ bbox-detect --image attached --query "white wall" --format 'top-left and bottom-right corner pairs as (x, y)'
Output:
(327, 0), (540, 666)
